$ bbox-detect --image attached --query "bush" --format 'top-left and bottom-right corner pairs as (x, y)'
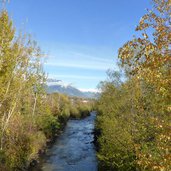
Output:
(70, 106), (81, 118)
(36, 113), (60, 139)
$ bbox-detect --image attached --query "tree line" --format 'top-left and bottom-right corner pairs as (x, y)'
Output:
(95, 0), (170, 170)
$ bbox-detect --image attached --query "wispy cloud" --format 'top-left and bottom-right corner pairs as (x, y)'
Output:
(45, 48), (118, 71)
(45, 62), (113, 71)
(48, 74), (104, 80)
(43, 45), (118, 90)
(78, 88), (101, 93)
(70, 51), (115, 63)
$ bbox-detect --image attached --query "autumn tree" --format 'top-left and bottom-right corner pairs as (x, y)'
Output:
(96, 0), (171, 170)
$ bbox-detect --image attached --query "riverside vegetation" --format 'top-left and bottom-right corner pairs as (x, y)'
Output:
(0, 9), (93, 170)
(0, 0), (170, 171)
(95, 0), (171, 171)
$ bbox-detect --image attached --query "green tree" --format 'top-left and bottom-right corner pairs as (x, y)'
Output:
(0, 9), (46, 170)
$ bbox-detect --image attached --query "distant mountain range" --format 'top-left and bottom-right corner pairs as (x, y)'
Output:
(46, 79), (99, 99)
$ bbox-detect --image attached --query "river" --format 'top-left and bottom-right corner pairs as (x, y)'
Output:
(31, 111), (98, 171)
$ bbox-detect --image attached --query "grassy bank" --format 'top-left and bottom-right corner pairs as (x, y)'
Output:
(0, 91), (93, 171)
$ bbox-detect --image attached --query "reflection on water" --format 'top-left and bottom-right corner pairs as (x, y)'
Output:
(32, 112), (98, 171)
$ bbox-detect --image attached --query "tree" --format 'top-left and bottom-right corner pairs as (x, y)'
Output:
(96, 1), (171, 170)
(0, 9), (46, 170)
(118, 0), (171, 170)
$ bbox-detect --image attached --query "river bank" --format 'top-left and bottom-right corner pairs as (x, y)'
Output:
(29, 112), (97, 171)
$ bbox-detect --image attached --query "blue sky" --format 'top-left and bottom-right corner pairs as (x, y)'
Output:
(5, 0), (152, 91)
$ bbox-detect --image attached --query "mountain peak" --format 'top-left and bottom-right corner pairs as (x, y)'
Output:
(46, 79), (99, 99)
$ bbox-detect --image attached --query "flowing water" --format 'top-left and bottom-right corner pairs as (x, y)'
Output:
(32, 111), (98, 171)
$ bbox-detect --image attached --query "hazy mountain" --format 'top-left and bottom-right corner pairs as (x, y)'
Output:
(46, 79), (99, 99)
